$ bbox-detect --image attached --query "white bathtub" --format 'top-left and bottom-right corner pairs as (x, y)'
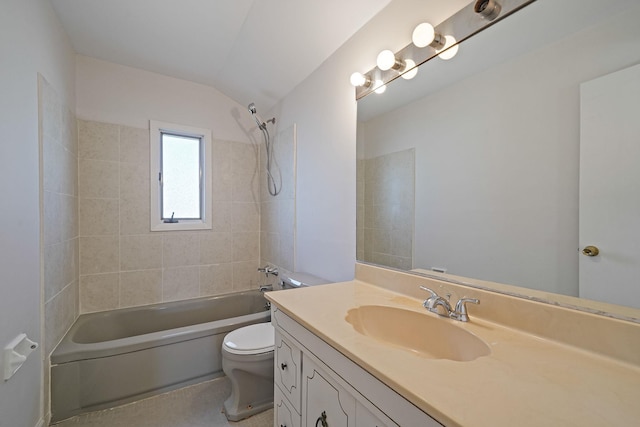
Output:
(50, 290), (270, 423)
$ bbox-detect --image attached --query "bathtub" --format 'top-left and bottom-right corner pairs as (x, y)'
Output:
(50, 290), (270, 423)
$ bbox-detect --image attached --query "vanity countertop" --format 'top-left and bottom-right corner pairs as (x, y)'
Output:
(265, 279), (640, 427)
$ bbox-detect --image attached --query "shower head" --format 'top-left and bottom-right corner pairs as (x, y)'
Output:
(247, 102), (270, 130)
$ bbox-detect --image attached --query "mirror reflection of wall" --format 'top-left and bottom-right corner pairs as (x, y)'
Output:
(356, 0), (640, 307)
(357, 149), (415, 270)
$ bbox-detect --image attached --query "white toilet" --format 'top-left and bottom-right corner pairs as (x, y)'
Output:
(221, 322), (275, 421)
(221, 272), (331, 421)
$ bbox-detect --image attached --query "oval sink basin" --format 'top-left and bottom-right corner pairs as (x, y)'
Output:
(345, 305), (490, 362)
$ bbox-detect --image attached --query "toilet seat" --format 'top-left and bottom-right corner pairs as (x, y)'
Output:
(223, 323), (274, 355)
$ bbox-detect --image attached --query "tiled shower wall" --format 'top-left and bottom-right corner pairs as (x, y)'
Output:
(260, 125), (296, 276)
(78, 119), (261, 313)
(357, 148), (415, 270)
(40, 75), (79, 421)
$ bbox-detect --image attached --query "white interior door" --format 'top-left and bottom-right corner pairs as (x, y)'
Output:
(579, 63), (640, 309)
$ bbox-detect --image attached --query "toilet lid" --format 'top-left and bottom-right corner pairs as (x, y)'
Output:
(223, 323), (274, 355)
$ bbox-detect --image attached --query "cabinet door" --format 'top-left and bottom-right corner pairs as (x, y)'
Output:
(356, 401), (398, 427)
(275, 332), (302, 412)
(275, 386), (300, 427)
(303, 356), (356, 427)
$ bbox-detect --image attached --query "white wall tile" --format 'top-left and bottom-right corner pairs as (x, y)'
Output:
(80, 273), (119, 312)
(120, 126), (149, 165)
(120, 235), (163, 271)
(78, 120), (119, 161)
(79, 236), (119, 274)
(199, 263), (233, 295)
(199, 232), (233, 264)
(80, 198), (119, 236)
(232, 202), (259, 232)
(119, 198), (150, 236)
(120, 161), (149, 201)
(163, 233), (200, 267)
(79, 158), (119, 198)
(233, 232), (259, 262)
(43, 190), (62, 245)
(44, 243), (64, 302)
(163, 266), (200, 301)
(77, 120), (268, 309)
(232, 260), (259, 290)
(120, 270), (162, 307)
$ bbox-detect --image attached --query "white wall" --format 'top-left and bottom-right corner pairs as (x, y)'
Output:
(76, 55), (256, 142)
(269, 0), (468, 281)
(0, 1), (75, 426)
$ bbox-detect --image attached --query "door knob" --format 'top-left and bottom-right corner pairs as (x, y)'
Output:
(582, 245), (600, 257)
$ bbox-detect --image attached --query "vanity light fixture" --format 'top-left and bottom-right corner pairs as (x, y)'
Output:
(376, 49), (405, 71)
(352, 0), (534, 99)
(412, 22), (446, 49)
(401, 59), (418, 80)
(474, 0), (502, 21)
(350, 72), (372, 88)
(436, 35), (459, 60)
(373, 80), (387, 94)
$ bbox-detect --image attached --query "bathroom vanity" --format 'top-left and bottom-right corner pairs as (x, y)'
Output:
(265, 263), (640, 426)
(272, 305), (438, 426)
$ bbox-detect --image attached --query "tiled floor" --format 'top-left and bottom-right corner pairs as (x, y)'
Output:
(53, 377), (273, 427)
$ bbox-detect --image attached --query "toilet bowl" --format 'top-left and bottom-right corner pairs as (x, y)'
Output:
(221, 271), (331, 421)
(221, 322), (274, 421)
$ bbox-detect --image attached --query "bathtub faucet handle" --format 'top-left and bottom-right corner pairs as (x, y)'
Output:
(257, 265), (279, 277)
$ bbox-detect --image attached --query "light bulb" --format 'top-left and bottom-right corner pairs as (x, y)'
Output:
(412, 23), (435, 48)
(401, 59), (418, 80)
(350, 72), (370, 87)
(376, 50), (396, 71)
(437, 35), (459, 60)
(374, 80), (386, 94)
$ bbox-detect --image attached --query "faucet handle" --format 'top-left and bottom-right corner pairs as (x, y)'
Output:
(419, 286), (438, 298)
(453, 298), (480, 322)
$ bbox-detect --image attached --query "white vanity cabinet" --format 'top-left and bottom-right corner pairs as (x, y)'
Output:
(303, 356), (356, 426)
(275, 386), (300, 427)
(272, 307), (439, 427)
(275, 333), (302, 412)
(355, 402), (395, 427)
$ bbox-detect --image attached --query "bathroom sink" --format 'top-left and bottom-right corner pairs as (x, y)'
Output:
(345, 305), (490, 362)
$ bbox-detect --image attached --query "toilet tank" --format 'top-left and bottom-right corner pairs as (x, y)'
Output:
(278, 272), (331, 290)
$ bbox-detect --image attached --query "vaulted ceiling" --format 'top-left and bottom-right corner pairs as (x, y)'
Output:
(50, 0), (392, 111)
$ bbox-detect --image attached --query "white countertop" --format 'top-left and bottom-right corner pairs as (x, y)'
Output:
(266, 279), (640, 427)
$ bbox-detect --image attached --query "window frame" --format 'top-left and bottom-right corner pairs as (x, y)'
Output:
(149, 120), (212, 231)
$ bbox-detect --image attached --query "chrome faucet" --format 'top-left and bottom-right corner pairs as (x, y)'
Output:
(419, 286), (480, 322)
(451, 297), (480, 322)
(420, 286), (453, 316)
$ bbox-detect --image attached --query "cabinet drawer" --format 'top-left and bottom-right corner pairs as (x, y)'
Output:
(275, 386), (300, 427)
(275, 331), (302, 412)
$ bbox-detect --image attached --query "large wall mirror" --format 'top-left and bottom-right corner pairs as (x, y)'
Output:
(356, 0), (640, 318)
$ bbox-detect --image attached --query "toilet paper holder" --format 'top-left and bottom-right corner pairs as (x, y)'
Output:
(3, 333), (39, 381)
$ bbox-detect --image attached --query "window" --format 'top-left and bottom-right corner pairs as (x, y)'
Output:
(150, 120), (212, 231)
